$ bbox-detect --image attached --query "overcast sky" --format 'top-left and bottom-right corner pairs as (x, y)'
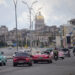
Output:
(0, 0), (75, 30)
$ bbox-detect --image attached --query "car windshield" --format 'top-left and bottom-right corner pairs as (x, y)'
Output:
(62, 48), (69, 51)
(15, 52), (30, 57)
(41, 52), (49, 55)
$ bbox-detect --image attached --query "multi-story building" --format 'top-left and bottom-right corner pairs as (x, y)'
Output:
(26, 12), (59, 47)
(68, 19), (75, 46)
(7, 28), (29, 45)
(60, 19), (75, 47)
(0, 12), (60, 47)
(0, 26), (8, 35)
(0, 26), (8, 42)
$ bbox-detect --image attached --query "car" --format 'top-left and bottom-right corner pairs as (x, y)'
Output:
(32, 52), (52, 64)
(68, 46), (74, 50)
(43, 48), (53, 54)
(0, 51), (7, 66)
(58, 51), (65, 59)
(8, 46), (12, 50)
(62, 48), (70, 57)
(13, 52), (33, 66)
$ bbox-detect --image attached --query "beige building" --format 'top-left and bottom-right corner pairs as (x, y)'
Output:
(7, 28), (28, 43)
(26, 12), (59, 47)
(0, 26), (8, 42)
(61, 19), (75, 47)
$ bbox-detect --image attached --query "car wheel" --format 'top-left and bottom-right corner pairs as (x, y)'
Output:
(34, 61), (38, 64)
(28, 62), (32, 66)
(50, 60), (52, 63)
(13, 63), (17, 67)
(0, 61), (4, 66)
(61, 57), (64, 60)
(0, 63), (3, 66)
(47, 60), (52, 63)
(3, 62), (6, 66)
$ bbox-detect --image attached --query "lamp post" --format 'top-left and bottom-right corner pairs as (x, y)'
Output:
(13, 0), (18, 51)
(22, 1), (38, 51)
(22, 1), (38, 30)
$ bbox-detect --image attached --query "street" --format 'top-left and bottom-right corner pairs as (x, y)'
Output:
(0, 0), (75, 75)
(0, 56), (75, 75)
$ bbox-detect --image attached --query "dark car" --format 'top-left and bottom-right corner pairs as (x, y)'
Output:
(43, 48), (53, 54)
(13, 52), (33, 66)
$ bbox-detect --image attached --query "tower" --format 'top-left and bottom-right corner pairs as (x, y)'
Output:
(35, 12), (45, 30)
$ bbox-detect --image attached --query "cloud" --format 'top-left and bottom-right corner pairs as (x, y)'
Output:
(38, 0), (75, 25)
(0, 0), (75, 30)
(0, 0), (7, 7)
(18, 12), (30, 29)
(17, 0), (75, 28)
(0, 0), (4, 4)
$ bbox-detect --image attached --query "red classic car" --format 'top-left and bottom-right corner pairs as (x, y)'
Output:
(32, 53), (52, 63)
(13, 52), (33, 66)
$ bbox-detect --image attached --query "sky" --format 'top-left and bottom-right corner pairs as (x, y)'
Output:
(0, 0), (75, 30)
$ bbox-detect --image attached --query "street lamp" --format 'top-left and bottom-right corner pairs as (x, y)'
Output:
(13, 0), (18, 51)
(22, 1), (38, 30)
(22, 1), (38, 51)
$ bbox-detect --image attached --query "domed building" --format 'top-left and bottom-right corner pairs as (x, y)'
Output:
(35, 12), (45, 30)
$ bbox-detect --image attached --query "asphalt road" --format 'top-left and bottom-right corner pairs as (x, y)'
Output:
(0, 56), (75, 75)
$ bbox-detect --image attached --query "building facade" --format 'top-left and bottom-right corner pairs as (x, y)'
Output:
(26, 12), (59, 47)
(0, 26), (8, 42)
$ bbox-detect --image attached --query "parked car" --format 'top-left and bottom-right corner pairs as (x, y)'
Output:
(62, 48), (70, 57)
(0, 51), (7, 66)
(43, 48), (53, 54)
(58, 51), (64, 59)
(32, 52), (52, 64)
(13, 52), (33, 66)
(8, 46), (12, 50)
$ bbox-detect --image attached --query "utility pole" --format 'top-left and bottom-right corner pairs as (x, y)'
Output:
(13, 0), (18, 51)
(22, 1), (38, 52)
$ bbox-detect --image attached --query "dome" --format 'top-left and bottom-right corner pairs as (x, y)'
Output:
(36, 12), (44, 20)
(37, 16), (44, 20)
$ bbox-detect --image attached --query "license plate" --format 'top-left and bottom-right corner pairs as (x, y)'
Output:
(39, 57), (43, 59)
(18, 61), (25, 63)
